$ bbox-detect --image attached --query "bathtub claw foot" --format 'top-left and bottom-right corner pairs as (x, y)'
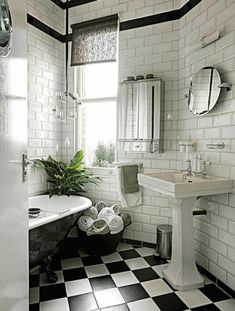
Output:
(47, 270), (58, 283)
(42, 256), (58, 283)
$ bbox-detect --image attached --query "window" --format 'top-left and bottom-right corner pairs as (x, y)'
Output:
(75, 62), (118, 167)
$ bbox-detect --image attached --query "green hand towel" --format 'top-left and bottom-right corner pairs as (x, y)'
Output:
(121, 165), (139, 194)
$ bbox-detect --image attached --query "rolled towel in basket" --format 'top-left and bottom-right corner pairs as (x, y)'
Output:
(87, 219), (109, 236)
(107, 215), (124, 234)
(83, 206), (98, 219)
(121, 212), (132, 227)
(98, 207), (115, 221)
(78, 216), (93, 232)
(95, 201), (106, 212)
(110, 204), (121, 215)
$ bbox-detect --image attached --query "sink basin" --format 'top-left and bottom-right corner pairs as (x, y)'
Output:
(138, 171), (233, 291)
(138, 172), (233, 198)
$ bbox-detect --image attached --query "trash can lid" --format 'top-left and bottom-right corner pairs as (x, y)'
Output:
(157, 224), (172, 232)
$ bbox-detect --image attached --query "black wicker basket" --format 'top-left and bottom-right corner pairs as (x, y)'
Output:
(78, 228), (125, 256)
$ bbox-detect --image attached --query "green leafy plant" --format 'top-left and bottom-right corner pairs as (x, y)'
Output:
(33, 150), (101, 198)
(92, 141), (115, 167)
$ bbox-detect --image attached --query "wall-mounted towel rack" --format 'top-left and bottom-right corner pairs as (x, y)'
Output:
(206, 142), (225, 149)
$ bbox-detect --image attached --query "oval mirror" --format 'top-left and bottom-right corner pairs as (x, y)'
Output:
(0, 0), (12, 57)
(187, 66), (221, 116)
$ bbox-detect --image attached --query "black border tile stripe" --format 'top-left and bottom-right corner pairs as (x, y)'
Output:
(50, 0), (97, 9)
(120, 0), (202, 31)
(50, 0), (66, 9)
(27, 14), (66, 43)
(120, 9), (181, 31)
(28, 0), (202, 42)
(68, 0), (97, 9)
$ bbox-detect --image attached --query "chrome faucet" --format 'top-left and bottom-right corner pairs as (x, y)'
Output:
(181, 160), (193, 178)
(198, 161), (208, 179)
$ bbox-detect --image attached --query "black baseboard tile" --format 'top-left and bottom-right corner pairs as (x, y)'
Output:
(198, 265), (235, 298)
(217, 280), (235, 299)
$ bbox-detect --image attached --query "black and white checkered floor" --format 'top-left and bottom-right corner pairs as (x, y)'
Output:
(29, 242), (235, 311)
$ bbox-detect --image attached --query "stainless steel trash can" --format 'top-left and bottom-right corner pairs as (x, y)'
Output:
(154, 224), (172, 259)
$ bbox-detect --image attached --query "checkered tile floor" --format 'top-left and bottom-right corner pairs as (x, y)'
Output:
(29, 242), (234, 311)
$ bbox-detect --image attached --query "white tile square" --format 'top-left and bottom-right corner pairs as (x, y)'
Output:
(176, 289), (212, 308)
(29, 287), (39, 304)
(142, 279), (173, 297)
(116, 243), (134, 251)
(215, 299), (235, 311)
(85, 264), (109, 278)
(125, 258), (150, 270)
(94, 288), (125, 308)
(152, 264), (169, 278)
(135, 247), (155, 257)
(65, 279), (92, 297)
(40, 271), (64, 286)
(128, 298), (160, 311)
(61, 257), (83, 270)
(40, 298), (70, 311)
(102, 252), (123, 263)
(111, 271), (139, 287)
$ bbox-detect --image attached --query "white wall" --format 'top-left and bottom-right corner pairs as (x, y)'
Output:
(27, 0), (235, 290)
(27, 0), (65, 195)
(68, 0), (235, 290)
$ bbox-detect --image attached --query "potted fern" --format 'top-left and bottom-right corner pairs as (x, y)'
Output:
(33, 150), (100, 198)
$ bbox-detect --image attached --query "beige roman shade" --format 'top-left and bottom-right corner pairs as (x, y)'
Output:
(71, 14), (119, 66)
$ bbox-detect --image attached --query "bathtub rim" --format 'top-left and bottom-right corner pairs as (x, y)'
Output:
(28, 195), (92, 230)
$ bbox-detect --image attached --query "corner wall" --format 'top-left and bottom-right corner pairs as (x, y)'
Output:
(27, 0), (65, 195)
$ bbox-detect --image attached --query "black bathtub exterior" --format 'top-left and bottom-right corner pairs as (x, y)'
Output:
(29, 211), (82, 268)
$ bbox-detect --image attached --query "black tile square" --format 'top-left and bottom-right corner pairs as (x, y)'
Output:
(133, 267), (160, 282)
(90, 275), (116, 292)
(106, 261), (130, 274)
(101, 304), (130, 311)
(119, 249), (141, 260)
(29, 303), (39, 311)
(191, 304), (221, 311)
(119, 283), (149, 303)
(82, 256), (103, 266)
(40, 283), (66, 302)
(153, 293), (188, 311)
(69, 293), (98, 311)
(29, 274), (39, 288)
(199, 283), (230, 302)
(58, 243), (79, 259)
(51, 256), (62, 271)
(143, 255), (167, 266)
(63, 267), (87, 282)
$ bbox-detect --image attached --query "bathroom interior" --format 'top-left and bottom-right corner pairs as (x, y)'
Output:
(0, 0), (235, 310)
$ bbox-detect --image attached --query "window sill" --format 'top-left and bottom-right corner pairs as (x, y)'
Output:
(87, 166), (116, 177)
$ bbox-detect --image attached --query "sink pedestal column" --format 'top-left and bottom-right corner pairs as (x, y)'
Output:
(162, 197), (204, 291)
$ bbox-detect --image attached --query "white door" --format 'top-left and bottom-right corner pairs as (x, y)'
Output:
(0, 0), (28, 310)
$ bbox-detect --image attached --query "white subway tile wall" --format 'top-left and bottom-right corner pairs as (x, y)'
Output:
(28, 0), (235, 290)
(27, 0), (65, 195)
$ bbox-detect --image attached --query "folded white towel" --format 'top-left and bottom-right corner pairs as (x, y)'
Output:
(95, 201), (106, 212)
(107, 215), (124, 234)
(78, 216), (93, 232)
(98, 207), (115, 221)
(83, 206), (98, 219)
(87, 219), (109, 236)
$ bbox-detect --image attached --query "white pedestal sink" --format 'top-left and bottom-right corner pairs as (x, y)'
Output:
(138, 172), (233, 290)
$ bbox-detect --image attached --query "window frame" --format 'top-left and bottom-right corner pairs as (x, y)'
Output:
(74, 63), (118, 167)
